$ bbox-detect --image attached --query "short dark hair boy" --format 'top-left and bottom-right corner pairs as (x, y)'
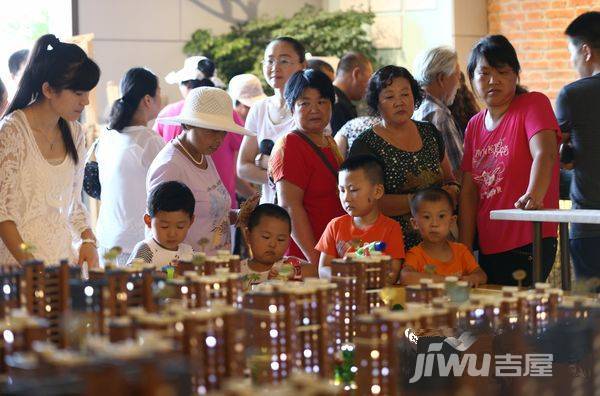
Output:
(128, 181), (196, 267)
(339, 154), (384, 185)
(409, 187), (454, 216)
(147, 180), (195, 218)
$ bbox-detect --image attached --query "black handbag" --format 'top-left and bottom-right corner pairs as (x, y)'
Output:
(83, 139), (101, 199)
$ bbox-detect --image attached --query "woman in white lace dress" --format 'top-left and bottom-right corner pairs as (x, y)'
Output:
(0, 34), (100, 266)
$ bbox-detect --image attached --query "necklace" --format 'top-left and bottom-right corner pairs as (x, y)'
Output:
(270, 97), (289, 120)
(277, 107), (289, 120)
(29, 112), (61, 151)
(32, 127), (61, 151)
(175, 137), (205, 167)
(27, 109), (61, 152)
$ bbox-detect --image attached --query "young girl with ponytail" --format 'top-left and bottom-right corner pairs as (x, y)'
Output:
(0, 34), (100, 266)
(95, 67), (164, 266)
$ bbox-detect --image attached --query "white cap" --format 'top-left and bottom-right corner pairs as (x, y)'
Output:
(165, 56), (208, 85)
(227, 74), (267, 108)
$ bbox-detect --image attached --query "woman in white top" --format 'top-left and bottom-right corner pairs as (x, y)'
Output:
(95, 67), (165, 266)
(0, 34), (100, 266)
(147, 87), (255, 254)
(237, 37), (307, 204)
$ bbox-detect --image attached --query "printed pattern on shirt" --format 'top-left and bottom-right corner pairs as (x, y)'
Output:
(131, 243), (154, 264)
(472, 137), (509, 200)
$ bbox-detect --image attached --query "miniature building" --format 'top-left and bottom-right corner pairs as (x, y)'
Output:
(21, 260), (80, 346)
(243, 284), (295, 384)
(182, 305), (245, 394)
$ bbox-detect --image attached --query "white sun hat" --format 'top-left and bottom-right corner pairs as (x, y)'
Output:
(158, 87), (255, 136)
(165, 56), (208, 85)
(227, 74), (267, 108)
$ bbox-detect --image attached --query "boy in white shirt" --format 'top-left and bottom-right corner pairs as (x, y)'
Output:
(127, 181), (194, 267)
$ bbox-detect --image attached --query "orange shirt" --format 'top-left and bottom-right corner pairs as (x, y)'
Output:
(405, 242), (479, 276)
(315, 214), (405, 259)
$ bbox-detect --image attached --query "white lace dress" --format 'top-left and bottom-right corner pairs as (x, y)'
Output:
(0, 110), (90, 265)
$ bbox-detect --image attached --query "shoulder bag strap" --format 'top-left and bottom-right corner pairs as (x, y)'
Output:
(292, 130), (338, 180)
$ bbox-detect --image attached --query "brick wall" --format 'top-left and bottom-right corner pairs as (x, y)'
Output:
(488, 0), (600, 103)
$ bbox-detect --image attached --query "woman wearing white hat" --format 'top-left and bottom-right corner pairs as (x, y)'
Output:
(157, 57), (252, 214)
(153, 56), (222, 143)
(147, 87), (255, 254)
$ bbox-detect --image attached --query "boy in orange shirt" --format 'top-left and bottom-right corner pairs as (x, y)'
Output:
(316, 154), (405, 282)
(401, 188), (487, 286)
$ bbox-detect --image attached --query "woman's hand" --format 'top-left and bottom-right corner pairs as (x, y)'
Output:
(78, 242), (99, 268)
(514, 192), (544, 210)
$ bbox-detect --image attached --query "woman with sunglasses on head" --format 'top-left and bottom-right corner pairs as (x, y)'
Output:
(0, 34), (100, 267)
(237, 37), (307, 204)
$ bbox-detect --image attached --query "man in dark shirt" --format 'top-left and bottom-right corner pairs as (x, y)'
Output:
(331, 52), (373, 135)
(556, 11), (600, 288)
(307, 58), (335, 81)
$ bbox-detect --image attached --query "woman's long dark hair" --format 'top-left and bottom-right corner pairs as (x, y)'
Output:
(108, 67), (158, 131)
(4, 34), (100, 163)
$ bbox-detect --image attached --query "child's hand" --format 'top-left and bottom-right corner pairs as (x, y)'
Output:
(460, 274), (481, 288)
(267, 267), (279, 279)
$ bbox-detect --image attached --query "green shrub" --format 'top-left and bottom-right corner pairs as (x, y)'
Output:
(183, 5), (376, 92)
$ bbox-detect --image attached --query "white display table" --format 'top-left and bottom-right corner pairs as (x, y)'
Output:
(490, 209), (600, 290)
